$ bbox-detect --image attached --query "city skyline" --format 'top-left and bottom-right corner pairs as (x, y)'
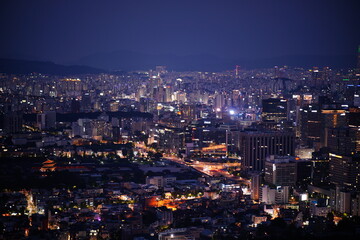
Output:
(1, 1), (360, 240)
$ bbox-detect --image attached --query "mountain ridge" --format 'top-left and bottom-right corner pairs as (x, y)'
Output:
(0, 58), (106, 75)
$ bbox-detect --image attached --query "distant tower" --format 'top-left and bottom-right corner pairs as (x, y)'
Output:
(322, 67), (330, 85)
(274, 66), (279, 78)
(156, 66), (167, 75)
(235, 65), (241, 78)
(311, 67), (322, 87)
(71, 98), (81, 113)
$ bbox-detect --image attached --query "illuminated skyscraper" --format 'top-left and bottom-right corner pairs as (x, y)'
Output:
(235, 65), (241, 77)
(311, 67), (322, 87)
(238, 130), (295, 171)
(329, 153), (360, 191)
(261, 98), (288, 123)
(264, 155), (297, 186)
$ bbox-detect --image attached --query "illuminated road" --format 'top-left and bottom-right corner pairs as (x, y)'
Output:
(134, 142), (248, 184)
(163, 154), (247, 183)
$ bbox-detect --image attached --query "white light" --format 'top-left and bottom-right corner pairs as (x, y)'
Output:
(229, 110), (235, 115)
(300, 193), (308, 201)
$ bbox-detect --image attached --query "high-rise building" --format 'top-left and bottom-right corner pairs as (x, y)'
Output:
(71, 98), (81, 113)
(0, 111), (23, 133)
(300, 106), (348, 149)
(238, 130), (295, 171)
(311, 158), (330, 185)
(321, 109), (347, 129)
(261, 98), (288, 123)
(235, 65), (241, 78)
(260, 185), (289, 204)
(180, 104), (197, 122)
(250, 173), (261, 201)
(326, 127), (357, 155)
(264, 155), (297, 186)
(81, 93), (92, 112)
(329, 153), (360, 191)
(311, 67), (322, 88)
(214, 93), (225, 111)
(37, 111), (56, 130)
(299, 105), (322, 148)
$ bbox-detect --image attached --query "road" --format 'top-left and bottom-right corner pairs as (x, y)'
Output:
(134, 142), (249, 184)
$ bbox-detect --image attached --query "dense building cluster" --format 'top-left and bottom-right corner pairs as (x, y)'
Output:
(1, 60), (360, 239)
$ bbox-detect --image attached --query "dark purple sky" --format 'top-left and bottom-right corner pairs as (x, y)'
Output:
(1, 0), (359, 63)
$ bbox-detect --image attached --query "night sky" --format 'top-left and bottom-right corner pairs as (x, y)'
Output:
(1, 0), (359, 66)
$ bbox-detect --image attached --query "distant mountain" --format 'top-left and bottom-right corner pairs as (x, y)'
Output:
(77, 50), (228, 71)
(0, 58), (106, 75)
(77, 50), (357, 71)
(251, 55), (357, 69)
(1, 53), (356, 75)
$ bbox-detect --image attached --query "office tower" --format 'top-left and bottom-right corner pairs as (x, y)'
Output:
(238, 130), (295, 171)
(300, 106), (322, 147)
(264, 155), (297, 186)
(37, 111), (56, 130)
(0, 111), (23, 133)
(156, 207), (174, 226)
(137, 84), (147, 100)
(164, 85), (173, 102)
(311, 67), (322, 87)
(300, 106), (348, 149)
(231, 90), (241, 107)
(81, 93), (92, 112)
(139, 98), (154, 113)
(322, 67), (331, 85)
(352, 193), (360, 216)
(73, 118), (92, 138)
(112, 126), (121, 141)
(297, 159), (312, 185)
(331, 186), (352, 214)
(329, 153), (360, 191)
(321, 109), (347, 129)
(311, 158), (330, 185)
(235, 65), (241, 77)
(214, 92), (225, 111)
(348, 109), (360, 152)
(148, 75), (162, 95)
(326, 127), (357, 155)
(321, 108), (348, 147)
(250, 173), (261, 201)
(261, 98), (288, 123)
(180, 104), (197, 122)
(91, 119), (112, 140)
(260, 185), (289, 204)
(71, 98), (81, 113)
(157, 126), (183, 153)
